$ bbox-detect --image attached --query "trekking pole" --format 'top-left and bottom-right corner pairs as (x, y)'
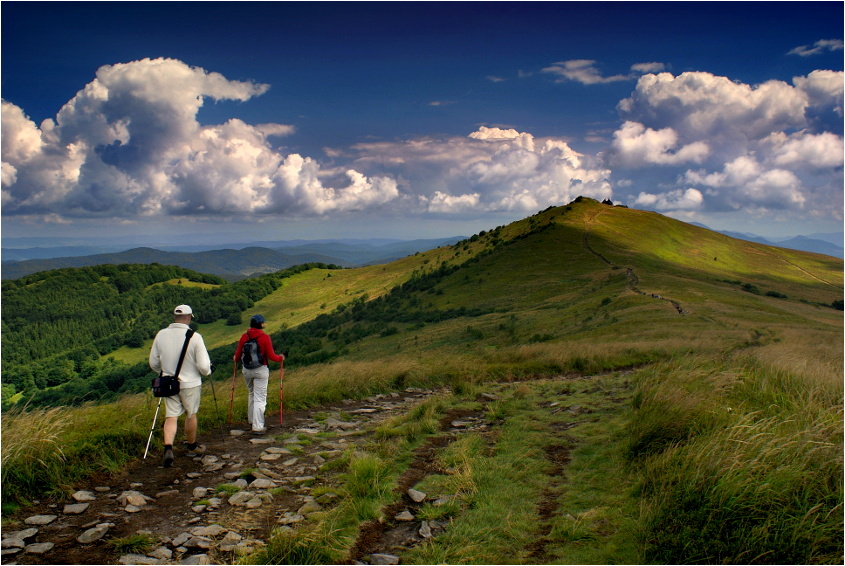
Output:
(143, 398), (162, 459)
(279, 361), (285, 426)
(207, 374), (227, 442)
(227, 363), (237, 426)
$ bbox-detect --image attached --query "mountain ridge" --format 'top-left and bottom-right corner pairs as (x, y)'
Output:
(0, 237), (465, 281)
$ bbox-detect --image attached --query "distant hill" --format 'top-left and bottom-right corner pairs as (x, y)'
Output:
(690, 224), (843, 258)
(0, 237), (464, 281)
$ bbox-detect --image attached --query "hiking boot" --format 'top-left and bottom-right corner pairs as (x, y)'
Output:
(186, 444), (206, 457)
(163, 448), (175, 468)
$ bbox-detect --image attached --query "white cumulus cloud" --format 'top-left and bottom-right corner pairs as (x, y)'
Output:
(1, 58), (401, 219)
(609, 70), (843, 217)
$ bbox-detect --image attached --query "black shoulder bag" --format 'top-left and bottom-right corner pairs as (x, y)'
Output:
(152, 329), (195, 397)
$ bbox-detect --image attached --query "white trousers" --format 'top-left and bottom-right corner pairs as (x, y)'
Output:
(242, 365), (269, 431)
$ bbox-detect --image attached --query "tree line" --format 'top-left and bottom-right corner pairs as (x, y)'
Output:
(1, 262), (340, 409)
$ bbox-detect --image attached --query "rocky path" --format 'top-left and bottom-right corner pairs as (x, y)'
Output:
(2, 387), (451, 565)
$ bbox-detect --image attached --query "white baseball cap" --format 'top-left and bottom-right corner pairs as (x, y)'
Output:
(174, 304), (193, 316)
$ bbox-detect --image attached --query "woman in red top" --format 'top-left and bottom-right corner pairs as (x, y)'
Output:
(233, 314), (284, 434)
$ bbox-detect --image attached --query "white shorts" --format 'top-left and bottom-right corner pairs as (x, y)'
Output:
(164, 384), (201, 418)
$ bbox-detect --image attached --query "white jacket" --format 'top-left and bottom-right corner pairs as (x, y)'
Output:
(149, 323), (212, 389)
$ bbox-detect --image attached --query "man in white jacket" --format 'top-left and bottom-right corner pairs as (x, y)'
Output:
(149, 305), (212, 468)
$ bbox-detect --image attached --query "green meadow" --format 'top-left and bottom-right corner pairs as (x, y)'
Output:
(2, 198), (842, 563)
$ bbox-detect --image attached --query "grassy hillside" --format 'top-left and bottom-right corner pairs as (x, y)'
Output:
(2, 198), (842, 563)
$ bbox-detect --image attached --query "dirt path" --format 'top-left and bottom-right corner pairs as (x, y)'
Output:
(4, 388), (447, 565)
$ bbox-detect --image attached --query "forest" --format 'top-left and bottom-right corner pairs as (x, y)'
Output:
(0, 262), (340, 409)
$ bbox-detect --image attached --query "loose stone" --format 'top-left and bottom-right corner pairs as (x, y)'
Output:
(94, 486), (111, 492)
(5, 528), (37, 541)
(264, 447), (291, 454)
(73, 490), (97, 502)
(260, 453), (281, 461)
(230, 429), (246, 436)
(25, 541), (54, 554)
(407, 488), (426, 503)
(182, 553), (210, 564)
(395, 510), (414, 521)
(419, 520), (432, 539)
(228, 491), (255, 506)
(126, 495), (148, 507)
(191, 524), (227, 537)
(77, 525), (110, 544)
(192, 487), (209, 499)
(171, 532), (191, 547)
(370, 553), (400, 565)
(250, 478), (276, 489)
(156, 489), (179, 498)
(63, 502), (90, 514)
(147, 546), (172, 560)
(2, 537), (25, 549)
(118, 553), (160, 565)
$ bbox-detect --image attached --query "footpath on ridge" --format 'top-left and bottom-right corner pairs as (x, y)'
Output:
(3, 369), (633, 566)
(3, 388), (450, 565)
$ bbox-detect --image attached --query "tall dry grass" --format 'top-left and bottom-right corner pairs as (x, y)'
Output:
(628, 346), (843, 564)
(2, 405), (70, 501)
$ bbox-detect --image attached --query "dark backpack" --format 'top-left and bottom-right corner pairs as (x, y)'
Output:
(241, 336), (264, 369)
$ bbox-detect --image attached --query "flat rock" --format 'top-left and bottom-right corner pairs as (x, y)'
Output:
(73, 490), (97, 502)
(228, 491), (255, 506)
(259, 453), (281, 461)
(118, 553), (160, 564)
(25, 542), (54, 554)
(249, 438), (275, 444)
(191, 524), (227, 537)
(63, 502), (90, 514)
(182, 553), (210, 564)
(25, 515), (57, 525)
(324, 417), (357, 429)
(156, 489), (179, 498)
(5, 528), (37, 541)
(229, 429), (247, 436)
(147, 546), (172, 560)
(370, 553), (400, 565)
(264, 447), (291, 454)
(171, 532), (191, 547)
(2, 537), (25, 549)
(125, 505), (142, 513)
(395, 510), (414, 521)
(250, 478), (277, 489)
(192, 487), (209, 499)
(126, 495), (148, 507)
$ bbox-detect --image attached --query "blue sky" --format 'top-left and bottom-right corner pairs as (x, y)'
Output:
(2, 1), (843, 246)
